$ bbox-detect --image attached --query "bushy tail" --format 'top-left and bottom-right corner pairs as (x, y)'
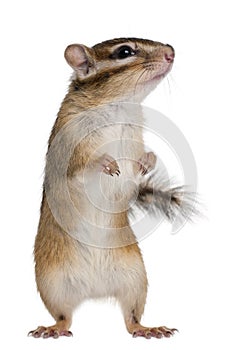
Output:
(131, 174), (199, 224)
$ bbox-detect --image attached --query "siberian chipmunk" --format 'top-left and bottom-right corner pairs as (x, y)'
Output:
(29, 37), (194, 339)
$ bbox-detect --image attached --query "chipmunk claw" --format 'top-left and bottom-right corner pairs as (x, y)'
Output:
(28, 326), (46, 338)
(100, 153), (120, 177)
(132, 326), (177, 339)
(158, 326), (178, 337)
(28, 326), (73, 339)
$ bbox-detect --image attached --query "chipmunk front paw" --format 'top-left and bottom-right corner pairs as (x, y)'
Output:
(99, 153), (120, 176)
(137, 151), (157, 175)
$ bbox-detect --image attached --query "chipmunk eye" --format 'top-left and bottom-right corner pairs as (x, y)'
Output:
(111, 45), (136, 59)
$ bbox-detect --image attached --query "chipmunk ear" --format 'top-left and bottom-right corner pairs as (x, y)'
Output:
(64, 44), (93, 77)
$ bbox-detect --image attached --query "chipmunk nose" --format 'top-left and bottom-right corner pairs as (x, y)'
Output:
(164, 45), (175, 63)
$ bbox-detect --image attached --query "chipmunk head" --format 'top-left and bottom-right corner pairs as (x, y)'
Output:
(65, 38), (174, 104)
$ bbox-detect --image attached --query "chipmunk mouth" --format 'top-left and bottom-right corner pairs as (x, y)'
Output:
(136, 64), (172, 92)
(150, 62), (173, 81)
(133, 61), (173, 101)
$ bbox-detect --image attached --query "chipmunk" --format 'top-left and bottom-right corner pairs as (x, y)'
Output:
(29, 37), (194, 339)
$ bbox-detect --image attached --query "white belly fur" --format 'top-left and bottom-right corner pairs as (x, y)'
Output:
(67, 106), (145, 247)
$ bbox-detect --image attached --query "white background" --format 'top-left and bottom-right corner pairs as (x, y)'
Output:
(1, 0), (244, 349)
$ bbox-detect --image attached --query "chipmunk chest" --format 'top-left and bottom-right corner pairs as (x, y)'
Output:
(101, 123), (143, 160)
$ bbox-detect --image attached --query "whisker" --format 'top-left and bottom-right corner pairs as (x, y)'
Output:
(166, 76), (172, 95)
(134, 67), (148, 96)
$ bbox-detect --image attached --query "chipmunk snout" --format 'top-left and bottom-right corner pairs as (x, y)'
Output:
(164, 45), (175, 63)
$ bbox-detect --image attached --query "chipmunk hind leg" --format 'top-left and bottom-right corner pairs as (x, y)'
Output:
(123, 296), (178, 339)
(118, 255), (177, 340)
(29, 268), (82, 338)
(115, 253), (149, 335)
